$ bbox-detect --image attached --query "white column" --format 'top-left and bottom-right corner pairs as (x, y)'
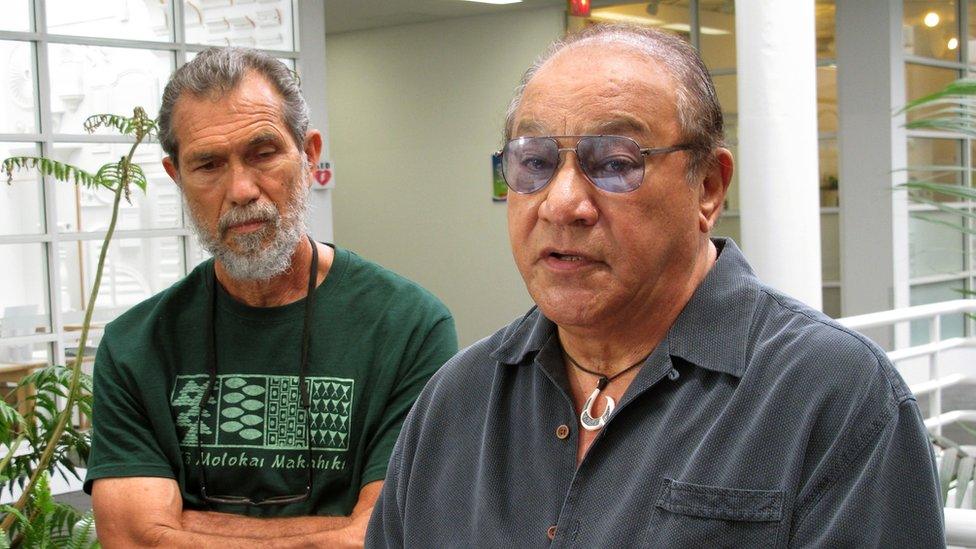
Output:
(298, 0), (334, 243)
(735, 0), (822, 309)
(836, 0), (908, 348)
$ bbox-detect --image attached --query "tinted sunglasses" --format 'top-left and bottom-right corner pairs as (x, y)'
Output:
(500, 135), (694, 194)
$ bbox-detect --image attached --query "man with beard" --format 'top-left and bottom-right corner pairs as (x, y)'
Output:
(84, 47), (457, 547)
(366, 25), (943, 547)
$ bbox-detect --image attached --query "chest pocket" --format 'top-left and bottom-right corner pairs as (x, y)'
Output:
(652, 478), (785, 548)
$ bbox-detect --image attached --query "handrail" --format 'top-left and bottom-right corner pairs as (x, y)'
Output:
(839, 299), (976, 329)
(839, 300), (976, 545)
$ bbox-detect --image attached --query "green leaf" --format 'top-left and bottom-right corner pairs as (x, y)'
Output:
(67, 511), (96, 549)
(2, 157), (102, 189)
(939, 446), (960, 504)
(899, 78), (976, 113)
(0, 401), (25, 446)
(954, 455), (975, 508)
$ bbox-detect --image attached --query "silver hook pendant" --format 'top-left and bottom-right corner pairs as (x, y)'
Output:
(580, 386), (615, 431)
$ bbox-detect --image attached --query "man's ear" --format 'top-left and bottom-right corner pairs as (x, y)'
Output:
(303, 130), (323, 169)
(698, 147), (733, 233)
(162, 156), (180, 186)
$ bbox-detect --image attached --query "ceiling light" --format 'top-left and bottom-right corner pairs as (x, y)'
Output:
(590, 11), (663, 25)
(460, 0), (522, 4)
(924, 11), (940, 27)
(948, 37), (959, 50)
(660, 23), (730, 36)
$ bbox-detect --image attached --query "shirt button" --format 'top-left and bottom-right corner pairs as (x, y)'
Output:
(667, 368), (680, 381)
(547, 525), (558, 540)
(555, 424), (570, 439)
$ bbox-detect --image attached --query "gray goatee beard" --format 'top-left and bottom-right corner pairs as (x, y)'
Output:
(184, 169), (311, 281)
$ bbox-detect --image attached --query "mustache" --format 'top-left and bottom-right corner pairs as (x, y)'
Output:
(217, 201), (279, 235)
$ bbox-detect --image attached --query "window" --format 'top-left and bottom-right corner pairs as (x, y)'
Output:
(0, 0), (304, 368)
(903, 0), (975, 344)
(577, 0), (841, 317)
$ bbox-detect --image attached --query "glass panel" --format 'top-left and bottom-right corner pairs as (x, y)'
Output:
(816, 0), (836, 59)
(903, 0), (960, 62)
(822, 287), (840, 319)
(909, 211), (966, 278)
(588, 2), (691, 42)
(698, 0), (736, 70)
(905, 64), (959, 123)
(47, 0), (172, 41)
(722, 142), (739, 213)
(817, 65), (837, 134)
(185, 52), (295, 71)
(0, 142), (43, 235)
(0, 1), (31, 32)
(821, 211), (840, 281)
(48, 45), (173, 135)
(0, 41), (37, 134)
(184, 0), (295, 51)
(59, 236), (185, 326)
(0, 244), (51, 349)
(713, 75), (738, 211)
(186, 235), (211, 270)
(819, 139), (838, 207)
(0, 344), (52, 376)
(907, 137), (963, 202)
(51, 143), (181, 232)
(910, 279), (966, 345)
(970, 0), (976, 65)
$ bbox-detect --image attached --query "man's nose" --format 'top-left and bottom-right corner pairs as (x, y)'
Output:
(225, 163), (261, 206)
(538, 151), (599, 226)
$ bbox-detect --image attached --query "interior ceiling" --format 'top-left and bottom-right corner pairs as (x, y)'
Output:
(324, 0), (567, 35)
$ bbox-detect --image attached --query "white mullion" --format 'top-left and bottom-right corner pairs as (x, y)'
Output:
(0, 233), (53, 245)
(904, 55), (967, 71)
(0, 133), (43, 142)
(909, 272), (973, 286)
(34, 0), (65, 367)
(51, 133), (139, 144)
(0, 30), (41, 42)
(41, 33), (181, 51)
(1, 332), (60, 348)
(291, 0), (301, 53)
(689, 0), (700, 51)
(57, 227), (192, 242)
(173, 0), (191, 277)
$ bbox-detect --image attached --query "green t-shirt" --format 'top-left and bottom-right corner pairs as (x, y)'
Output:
(83, 245), (457, 517)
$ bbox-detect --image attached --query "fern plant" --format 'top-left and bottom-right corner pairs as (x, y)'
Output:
(0, 107), (156, 547)
(897, 78), (976, 508)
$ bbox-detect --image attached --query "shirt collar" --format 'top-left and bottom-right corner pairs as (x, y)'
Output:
(490, 238), (758, 378)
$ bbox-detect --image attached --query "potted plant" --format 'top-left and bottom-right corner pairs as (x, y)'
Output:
(0, 107), (156, 547)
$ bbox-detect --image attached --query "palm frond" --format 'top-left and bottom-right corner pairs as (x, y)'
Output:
(0, 402), (25, 446)
(2, 157), (102, 189)
(900, 78), (976, 113)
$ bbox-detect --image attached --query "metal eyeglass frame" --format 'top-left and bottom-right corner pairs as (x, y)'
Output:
(499, 135), (696, 194)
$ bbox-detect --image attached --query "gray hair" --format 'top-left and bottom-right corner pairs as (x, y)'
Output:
(157, 47), (309, 164)
(504, 24), (724, 182)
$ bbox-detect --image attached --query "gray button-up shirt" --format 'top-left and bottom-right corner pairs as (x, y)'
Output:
(367, 239), (944, 548)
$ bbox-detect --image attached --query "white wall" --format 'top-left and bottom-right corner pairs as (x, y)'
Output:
(326, 7), (564, 346)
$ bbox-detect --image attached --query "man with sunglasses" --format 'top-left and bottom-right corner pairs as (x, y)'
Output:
(367, 24), (943, 547)
(84, 48), (457, 547)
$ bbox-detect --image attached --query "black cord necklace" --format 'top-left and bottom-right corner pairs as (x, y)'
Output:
(564, 349), (649, 431)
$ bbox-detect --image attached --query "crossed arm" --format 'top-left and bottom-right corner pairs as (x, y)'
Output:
(92, 477), (382, 548)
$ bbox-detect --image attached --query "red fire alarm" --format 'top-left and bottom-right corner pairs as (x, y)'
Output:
(568, 0), (590, 17)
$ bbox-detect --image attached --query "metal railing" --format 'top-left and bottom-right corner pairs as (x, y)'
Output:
(840, 300), (976, 546)
(840, 299), (976, 435)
